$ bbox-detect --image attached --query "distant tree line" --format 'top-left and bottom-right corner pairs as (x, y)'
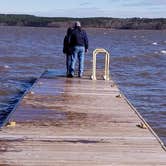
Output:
(0, 14), (166, 30)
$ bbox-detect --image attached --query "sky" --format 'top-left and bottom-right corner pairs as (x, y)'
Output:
(0, 0), (166, 18)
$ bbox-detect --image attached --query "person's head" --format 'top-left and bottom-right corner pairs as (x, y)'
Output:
(74, 21), (81, 29)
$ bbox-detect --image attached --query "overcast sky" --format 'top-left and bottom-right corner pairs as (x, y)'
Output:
(1, 0), (166, 18)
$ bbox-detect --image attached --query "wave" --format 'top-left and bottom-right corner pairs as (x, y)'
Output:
(0, 65), (11, 71)
(160, 50), (166, 54)
(0, 89), (10, 96)
(152, 42), (158, 45)
(113, 52), (164, 62)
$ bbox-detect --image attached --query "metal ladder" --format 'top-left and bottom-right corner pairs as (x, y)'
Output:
(91, 48), (110, 80)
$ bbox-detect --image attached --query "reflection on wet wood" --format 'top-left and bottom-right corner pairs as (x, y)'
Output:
(0, 71), (166, 165)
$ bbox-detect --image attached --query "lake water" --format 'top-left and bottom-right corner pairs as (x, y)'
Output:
(0, 26), (166, 144)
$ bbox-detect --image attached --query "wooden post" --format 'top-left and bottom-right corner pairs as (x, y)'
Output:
(91, 48), (110, 80)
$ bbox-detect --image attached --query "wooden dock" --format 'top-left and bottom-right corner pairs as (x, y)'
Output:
(0, 70), (166, 165)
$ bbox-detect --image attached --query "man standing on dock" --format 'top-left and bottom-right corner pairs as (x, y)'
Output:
(69, 21), (89, 78)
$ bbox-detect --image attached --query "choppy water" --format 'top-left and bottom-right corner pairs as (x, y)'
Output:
(0, 26), (166, 144)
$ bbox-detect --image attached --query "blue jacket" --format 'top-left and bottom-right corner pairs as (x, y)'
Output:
(70, 27), (88, 50)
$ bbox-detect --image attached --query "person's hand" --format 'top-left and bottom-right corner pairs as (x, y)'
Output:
(85, 49), (88, 53)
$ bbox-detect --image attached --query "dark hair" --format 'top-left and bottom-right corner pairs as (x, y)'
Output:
(67, 27), (72, 36)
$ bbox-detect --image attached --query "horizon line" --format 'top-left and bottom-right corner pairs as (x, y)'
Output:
(0, 13), (166, 19)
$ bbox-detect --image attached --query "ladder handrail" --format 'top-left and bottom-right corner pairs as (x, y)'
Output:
(91, 48), (110, 80)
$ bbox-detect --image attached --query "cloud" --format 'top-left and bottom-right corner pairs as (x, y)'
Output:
(107, 0), (166, 7)
(79, 2), (91, 6)
(36, 7), (107, 18)
(32, 0), (166, 18)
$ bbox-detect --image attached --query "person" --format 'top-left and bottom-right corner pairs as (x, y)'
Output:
(69, 21), (89, 78)
(63, 27), (73, 76)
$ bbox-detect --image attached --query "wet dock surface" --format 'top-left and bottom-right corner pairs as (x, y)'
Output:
(0, 70), (166, 165)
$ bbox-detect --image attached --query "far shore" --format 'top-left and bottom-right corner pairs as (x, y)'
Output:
(0, 14), (166, 30)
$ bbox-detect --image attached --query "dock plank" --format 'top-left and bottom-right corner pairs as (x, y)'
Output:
(0, 72), (166, 165)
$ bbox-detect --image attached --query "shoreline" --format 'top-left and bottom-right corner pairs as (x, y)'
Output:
(0, 14), (166, 30)
(1, 25), (166, 31)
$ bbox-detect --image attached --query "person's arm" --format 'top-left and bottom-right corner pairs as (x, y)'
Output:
(83, 31), (89, 52)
